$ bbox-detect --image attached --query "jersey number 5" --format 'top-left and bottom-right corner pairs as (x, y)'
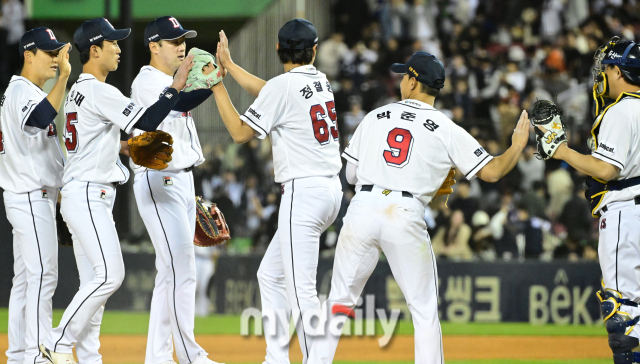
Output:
(309, 101), (338, 145)
(383, 128), (413, 168)
(65, 112), (79, 153)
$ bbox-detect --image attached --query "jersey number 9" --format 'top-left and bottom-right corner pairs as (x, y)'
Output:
(65, 112), (79, 153)
(383, 128), (413, 168)
(309, 101), (339, 145)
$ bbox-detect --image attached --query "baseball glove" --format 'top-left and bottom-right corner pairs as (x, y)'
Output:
(436, 168), (456, 196)
(128, 131), (173, 170)
(183, 48), (224, 92)
(194, 196), (231, 247)
(56, 204), (73, 248)
(530, 99), (567, 160)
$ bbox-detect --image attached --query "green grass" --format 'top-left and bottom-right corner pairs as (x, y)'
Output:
(0, 308), (607, 337)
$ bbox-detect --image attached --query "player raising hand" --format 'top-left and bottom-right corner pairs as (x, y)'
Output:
(39, 18), (192, 364)
(1, 27), (70, 364)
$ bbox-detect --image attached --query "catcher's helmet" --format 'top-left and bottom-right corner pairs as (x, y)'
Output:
(594, 37), (640, 87)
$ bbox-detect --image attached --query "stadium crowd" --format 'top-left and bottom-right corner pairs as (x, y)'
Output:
(187, 0), (640, 262)
(2, 0), (639, 262)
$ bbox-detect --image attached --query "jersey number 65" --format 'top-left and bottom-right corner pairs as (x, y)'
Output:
(309, 101), (339, 145)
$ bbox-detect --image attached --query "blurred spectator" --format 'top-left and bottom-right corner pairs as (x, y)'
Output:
(515, 201), (544, 259)
(317, 33), (349, 80)
(517, 143), (545, 191)
(470, 210), (495, 260)
(0, 0), (24, 87)
(519, 181), (548, 219)
(546, 161), (574, 219)
(432, 210), (473, 260)
(449, 180), (479, 226)
(556, 183), (592, 260)
(343, 96), (366, 139)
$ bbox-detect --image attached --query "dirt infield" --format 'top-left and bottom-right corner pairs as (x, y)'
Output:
(0, 334), (610, 363)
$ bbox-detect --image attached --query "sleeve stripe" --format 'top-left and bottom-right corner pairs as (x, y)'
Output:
(240, 114), (268, 136)
(123, 107), (145, 133)
(20, 103), (37, 128)
(465, 155), (492, 178)
(593, 151), (624, 169)
(343, 151), (359, 162)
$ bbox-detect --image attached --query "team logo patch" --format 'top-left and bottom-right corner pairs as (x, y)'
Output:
(41, 189), (48, 199)
(163, 177), (173, 186)
(122, 103), (135, 117)
(382, 190), (391, 196)
(545, 132), (558, 144)
(601, 218), (607, 230)
(100, 190), (106, 199)
(474, 147), (485, 157)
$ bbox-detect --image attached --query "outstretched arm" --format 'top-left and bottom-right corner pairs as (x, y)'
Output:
(217, 30), (266, 97)
(476, 111), (530, 183)
(552, 144), (619, 181)
(212, 82), (256, 144)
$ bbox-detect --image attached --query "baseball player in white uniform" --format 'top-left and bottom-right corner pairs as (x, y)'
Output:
(214, 19), (343, 364)
(308, 52), (531, 364)
(1, 28), (70, 364)
(546, 37), (640, 364)
(39, 18), (193, 364)
(130, 16), (222, 364)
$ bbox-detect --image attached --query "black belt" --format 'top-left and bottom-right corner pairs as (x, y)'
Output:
(361, 184), (413, 198)
(184, 166), (195, 172)
(601, 196), (640, 213)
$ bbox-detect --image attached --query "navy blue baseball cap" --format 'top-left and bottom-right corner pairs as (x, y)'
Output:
(144, 16), (197, 47)
(73, 18), (130, 52)
(19, 28), (66, 56)
(278, 19), (318, 50)
(391, 52), (446, 89)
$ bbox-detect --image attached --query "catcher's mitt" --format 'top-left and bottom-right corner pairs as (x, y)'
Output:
(531, 99), (567, 160)
(194, 196), (231, 247)
(183, 48), (223, 92)
(56, 204), (73, 248)
(435, 168), (456, 197)
(128, 131), (173, 170)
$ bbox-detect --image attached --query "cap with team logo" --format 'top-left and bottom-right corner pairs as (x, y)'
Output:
(73, 18), (131, 52)
(144, 16), (197, 47)
(19, 28), (67, 56)
(391, 52), (446, 89)
(278, 18), (318, 50)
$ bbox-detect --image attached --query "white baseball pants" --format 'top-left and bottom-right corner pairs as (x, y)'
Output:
(44, 181), (125, 355)
(257, 175), (342, 364)
(133, 169), (203, 364)
(308, 186), (444, 364)
(4, 188), (58, 364)
(598, 200), (640, 339)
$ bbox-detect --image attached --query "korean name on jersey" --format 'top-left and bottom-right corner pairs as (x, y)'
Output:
(342, 99), (492, 206)
(0, 76), (64, 193)
(239, 66), (342, 183)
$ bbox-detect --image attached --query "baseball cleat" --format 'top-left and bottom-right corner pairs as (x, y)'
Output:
(39, 344), (77, 364)
(190, 352), (224, 364)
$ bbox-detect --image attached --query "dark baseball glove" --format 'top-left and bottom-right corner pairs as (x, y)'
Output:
(56, 204), (73, 248)
(194, 196), (231, 247)
(128, 131), (173, 170)
(531, 99), (567, 160)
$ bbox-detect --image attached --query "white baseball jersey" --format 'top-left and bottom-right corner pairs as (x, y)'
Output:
(0, 76), (64, 193)
(130, 66), (204, 172)
(63, 73), (146, 184)
(239, 65), (341, 183)
(343, 99), (493, 206)
(591, 95), (640, 211)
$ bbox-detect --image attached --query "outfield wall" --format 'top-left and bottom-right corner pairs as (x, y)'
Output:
(0, 249), (603, 324)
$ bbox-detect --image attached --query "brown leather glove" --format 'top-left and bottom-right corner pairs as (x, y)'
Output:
(128, 131), (173, 170)
(436, 168), (456, 196)
(194, 196), (231, 247)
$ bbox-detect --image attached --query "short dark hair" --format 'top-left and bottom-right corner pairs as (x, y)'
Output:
(277, 46), (314, 65)
(418, 81), (440, 96)
(79, 41), (104, 65)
